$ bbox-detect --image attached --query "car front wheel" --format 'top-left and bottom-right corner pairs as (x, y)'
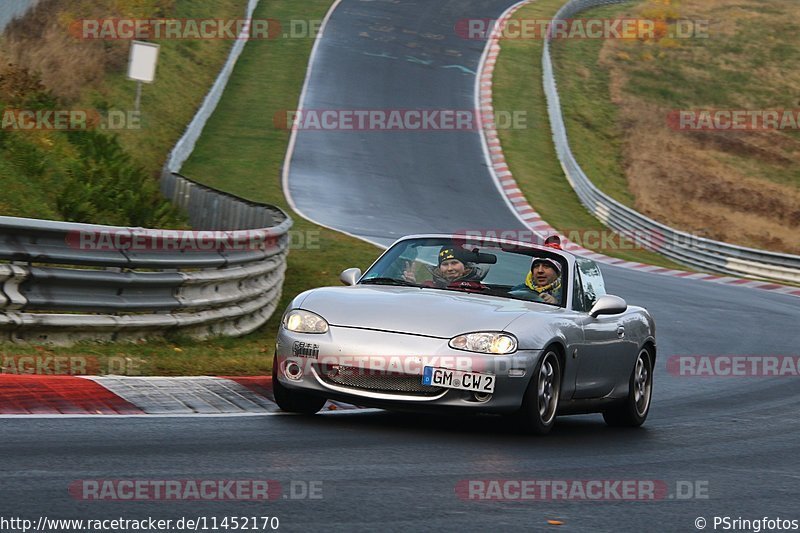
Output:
(272, 355), (327, 414)
(516, 349), (562, 435)
(603, 347), (653, 427)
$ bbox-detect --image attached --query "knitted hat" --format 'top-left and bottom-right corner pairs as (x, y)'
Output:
(438, 246), (468, 265)
(531, 257), (561, 274)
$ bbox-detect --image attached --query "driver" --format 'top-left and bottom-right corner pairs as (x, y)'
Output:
(404, 246), (488, 287)
(511, 257), (562, 304)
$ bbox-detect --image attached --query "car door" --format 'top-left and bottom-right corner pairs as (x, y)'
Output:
(571, 258), (630, 399)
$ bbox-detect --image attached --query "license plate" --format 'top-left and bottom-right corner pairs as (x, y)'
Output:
(422, 366), (495, 393)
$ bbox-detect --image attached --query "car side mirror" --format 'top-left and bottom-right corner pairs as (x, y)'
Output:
(340, 267), (362, 286)
(589, 295), (627, 318)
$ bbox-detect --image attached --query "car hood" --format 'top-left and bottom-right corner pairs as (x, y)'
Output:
(299, 285), (555, 338)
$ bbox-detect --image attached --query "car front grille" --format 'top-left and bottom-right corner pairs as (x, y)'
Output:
(319, 365), (444, 396)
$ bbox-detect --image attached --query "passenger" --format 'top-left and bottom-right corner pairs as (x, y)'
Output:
(510, 257), (563, 305)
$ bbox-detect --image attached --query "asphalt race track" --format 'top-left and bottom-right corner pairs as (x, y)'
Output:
(3, 1), (799, 532)
(285, 0), (527, 245)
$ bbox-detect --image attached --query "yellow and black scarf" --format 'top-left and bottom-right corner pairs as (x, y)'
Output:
(524, 273), (562, 294)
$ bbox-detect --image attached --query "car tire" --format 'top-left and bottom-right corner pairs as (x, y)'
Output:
(516, 349), (562, 435)
(272, 355), (327, 414)
(603, 347), (653, 427)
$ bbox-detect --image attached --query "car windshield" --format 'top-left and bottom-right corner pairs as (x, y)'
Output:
(360, 237), (568, 307)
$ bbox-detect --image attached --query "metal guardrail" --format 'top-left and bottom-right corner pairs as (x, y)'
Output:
(0, 173), (291, 344)
(543, 0), (800, 283)
(0, 0), (295, 344)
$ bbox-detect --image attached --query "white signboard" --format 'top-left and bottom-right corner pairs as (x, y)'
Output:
(127, 41), (160, 83)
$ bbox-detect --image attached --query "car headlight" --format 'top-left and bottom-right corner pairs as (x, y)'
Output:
(282, 309), (329, 334)
(449, 332), (517, 355)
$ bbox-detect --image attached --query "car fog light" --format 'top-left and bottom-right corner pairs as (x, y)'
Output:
(285, 361), (303, 380)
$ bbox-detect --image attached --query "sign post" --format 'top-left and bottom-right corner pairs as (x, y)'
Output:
(127, 41), (160, 113)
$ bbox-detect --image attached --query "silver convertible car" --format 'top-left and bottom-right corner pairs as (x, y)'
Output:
(273, 235), (655, 434)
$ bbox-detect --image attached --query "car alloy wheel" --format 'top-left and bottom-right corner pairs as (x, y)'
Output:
(603, 347), (653, 427)
(633, 350), (652, 417)
(538, 352), (559, 424)
(517, 349), (561, 435)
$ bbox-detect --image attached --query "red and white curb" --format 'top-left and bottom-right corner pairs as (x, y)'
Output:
(477, 1), (800, 299)
(0, 375), (356, 415)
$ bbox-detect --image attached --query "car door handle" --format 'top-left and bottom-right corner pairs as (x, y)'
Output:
(616, 326), (625, 338)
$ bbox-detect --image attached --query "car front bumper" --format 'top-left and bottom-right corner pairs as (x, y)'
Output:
(276, 325), (542, 413)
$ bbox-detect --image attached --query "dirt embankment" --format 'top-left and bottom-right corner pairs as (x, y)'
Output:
(599, 0), (800, 253)
(1, 0), (174, 102)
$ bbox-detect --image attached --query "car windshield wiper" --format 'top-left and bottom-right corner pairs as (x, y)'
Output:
(360, 277), (418, 287)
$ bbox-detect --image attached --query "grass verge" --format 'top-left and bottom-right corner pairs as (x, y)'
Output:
(492, 0), (684, 268)
(502, 0), (800, 253)
(0, 1), (246, 221)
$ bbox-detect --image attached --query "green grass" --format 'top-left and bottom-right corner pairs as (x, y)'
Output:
(547, 4), (635, 207)
(0, 0), (248, 216)
(83, 0), (248, 178)
(0, 136), (62, 218)
(492, 0), (684, 268)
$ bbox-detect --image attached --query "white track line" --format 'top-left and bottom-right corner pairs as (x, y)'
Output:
(280, 0), (387, 250)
